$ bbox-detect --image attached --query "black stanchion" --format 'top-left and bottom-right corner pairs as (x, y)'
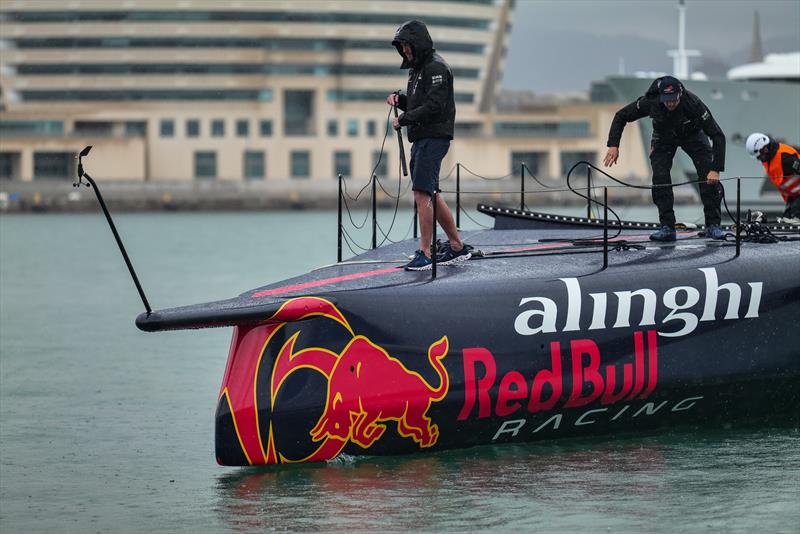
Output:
(603, 187), (608, 269)
(413, 201), (418, 240)
(456, 163), (461, 228)
(587, 167), (592, 219)
(337, 173), (343, 262)
(431, 192), (437, 280)
(371, 174), (377, 249)
(520, 163), (525, 211)
(736, 177), (741, 257)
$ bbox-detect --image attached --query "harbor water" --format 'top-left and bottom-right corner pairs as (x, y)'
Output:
(1, 210), (798, 533)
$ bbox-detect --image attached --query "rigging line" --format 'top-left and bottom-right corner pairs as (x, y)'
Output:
(565, 161), (624, 241)
(437, 163), (457, 182)
(458, 205), (493, 229)
(375, 172), (412, 198)
(458, 163), (515, 181)
(341, 107), (394, 203)
(341, 225), (371, 254)
(522, 163), (557, 189)
(341, 187), (371, 229)
(375, 160), (406, 246)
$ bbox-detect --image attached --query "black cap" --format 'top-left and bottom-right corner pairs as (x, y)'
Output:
(658, 76), (682, 102)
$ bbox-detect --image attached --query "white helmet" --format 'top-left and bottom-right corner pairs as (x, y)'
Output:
(745, 132), (770, 158)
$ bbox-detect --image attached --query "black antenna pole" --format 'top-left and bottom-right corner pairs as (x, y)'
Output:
(74, 146), (152, 315)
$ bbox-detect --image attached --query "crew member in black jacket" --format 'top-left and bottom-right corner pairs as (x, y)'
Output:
(603, 76), (727, 241)
(387, 20), (471, 271)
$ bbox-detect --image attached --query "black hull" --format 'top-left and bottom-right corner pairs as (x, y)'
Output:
(137, 219), (800, 466)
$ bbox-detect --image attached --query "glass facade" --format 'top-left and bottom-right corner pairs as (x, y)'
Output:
(0, 152), (20, 180)
(333, 151), (352, 179)
(194, 151), (216, 178)
(244, 151), (265, 179)
(211, 119), (225, 138)
(6, 11), (490, 29)
(15, 63), (480, 78)
(0, 120), (63, 137)
(372, 150), (388, 178)
(560, 151), (597, 177)
(236, 120), (249, 137)
(511, 151), (546, 176)
(284, 90), (315, 136)
(11, 37), (485, 55)
(495, 121), (590, 138)
(328, 90), (474, 103)
(290, 151), (310, 178)
(33, 151), (74, 180)
(186, 119), (200, 138)
(160, 119), (174, 138)
(125, 121), (147, 137)
(18, 89), (272, 102)
(327, 120), (338, 137)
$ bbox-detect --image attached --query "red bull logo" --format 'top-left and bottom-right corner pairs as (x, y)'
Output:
(310, 335), (448, 449)
(217, 297), (450, 465)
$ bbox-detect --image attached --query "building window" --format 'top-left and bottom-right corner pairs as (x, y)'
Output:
(333, 151), (351, 178)
(160, 119), (174, 137)
(0, 152), (21, 180)
(560, 151), (597, 177)
(211, 119), (225, 137)
(194, 151), (216, 179)
(259, 120), (272, 137)
(327, 119), (338, 137)
(372, 150), (388, 177)
(347, 119), (358, 137)
(125, 121), (147, 137)
(243, 151), (265, 179)
(284, 90), (315, 136)
(0, 120), (64, 137)
(495, 121), (590, 138)
(73, 121), (113, 137)
(454, 122), (483, 137)
(33, 152), (75, 180)
(186, 119), (200, 138)
(511, 151), (545, 177)
(367, 120), (377, 137)
(236, 119), (249, 137)
(290, 150), (310, 178)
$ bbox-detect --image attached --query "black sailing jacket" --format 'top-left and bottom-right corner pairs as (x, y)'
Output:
(391, 20), (455, 143)
(606, 77), (726, 172)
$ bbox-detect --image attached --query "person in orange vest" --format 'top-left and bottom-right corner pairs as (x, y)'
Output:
(745, 133), (800, 224)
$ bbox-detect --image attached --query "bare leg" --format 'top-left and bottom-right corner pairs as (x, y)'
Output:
(434, 194), (464, 251)
(415, 191), (433, 256)
(416, 191), (464, 255)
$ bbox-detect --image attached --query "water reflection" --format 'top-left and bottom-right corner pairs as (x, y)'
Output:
(215, 436), (674, 532)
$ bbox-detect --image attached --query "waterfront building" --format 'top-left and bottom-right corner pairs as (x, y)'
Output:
(0, 0), (648, 208)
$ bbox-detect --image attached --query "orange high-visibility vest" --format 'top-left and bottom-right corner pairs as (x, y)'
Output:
(763, 143), (800, 202)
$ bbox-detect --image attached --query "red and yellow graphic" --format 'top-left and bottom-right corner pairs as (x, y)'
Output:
(217, 297), (450, 465)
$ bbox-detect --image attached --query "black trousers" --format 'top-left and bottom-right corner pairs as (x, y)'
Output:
(650, 130), (721, 227)
(784, 196), (800, 218)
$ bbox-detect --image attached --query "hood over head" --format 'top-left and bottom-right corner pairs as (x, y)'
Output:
(392, 20), (434, 69)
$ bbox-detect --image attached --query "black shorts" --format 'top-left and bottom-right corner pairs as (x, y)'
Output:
(409, 138), (450, 196)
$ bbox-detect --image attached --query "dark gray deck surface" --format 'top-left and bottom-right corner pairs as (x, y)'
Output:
(136, 226), (800, 331)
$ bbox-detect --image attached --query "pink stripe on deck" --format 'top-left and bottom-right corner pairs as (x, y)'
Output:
(252, 266), (399, 297)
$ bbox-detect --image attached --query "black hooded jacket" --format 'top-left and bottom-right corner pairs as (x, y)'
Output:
(391, 20), (455, 142)
(606, 77), (726, 172)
